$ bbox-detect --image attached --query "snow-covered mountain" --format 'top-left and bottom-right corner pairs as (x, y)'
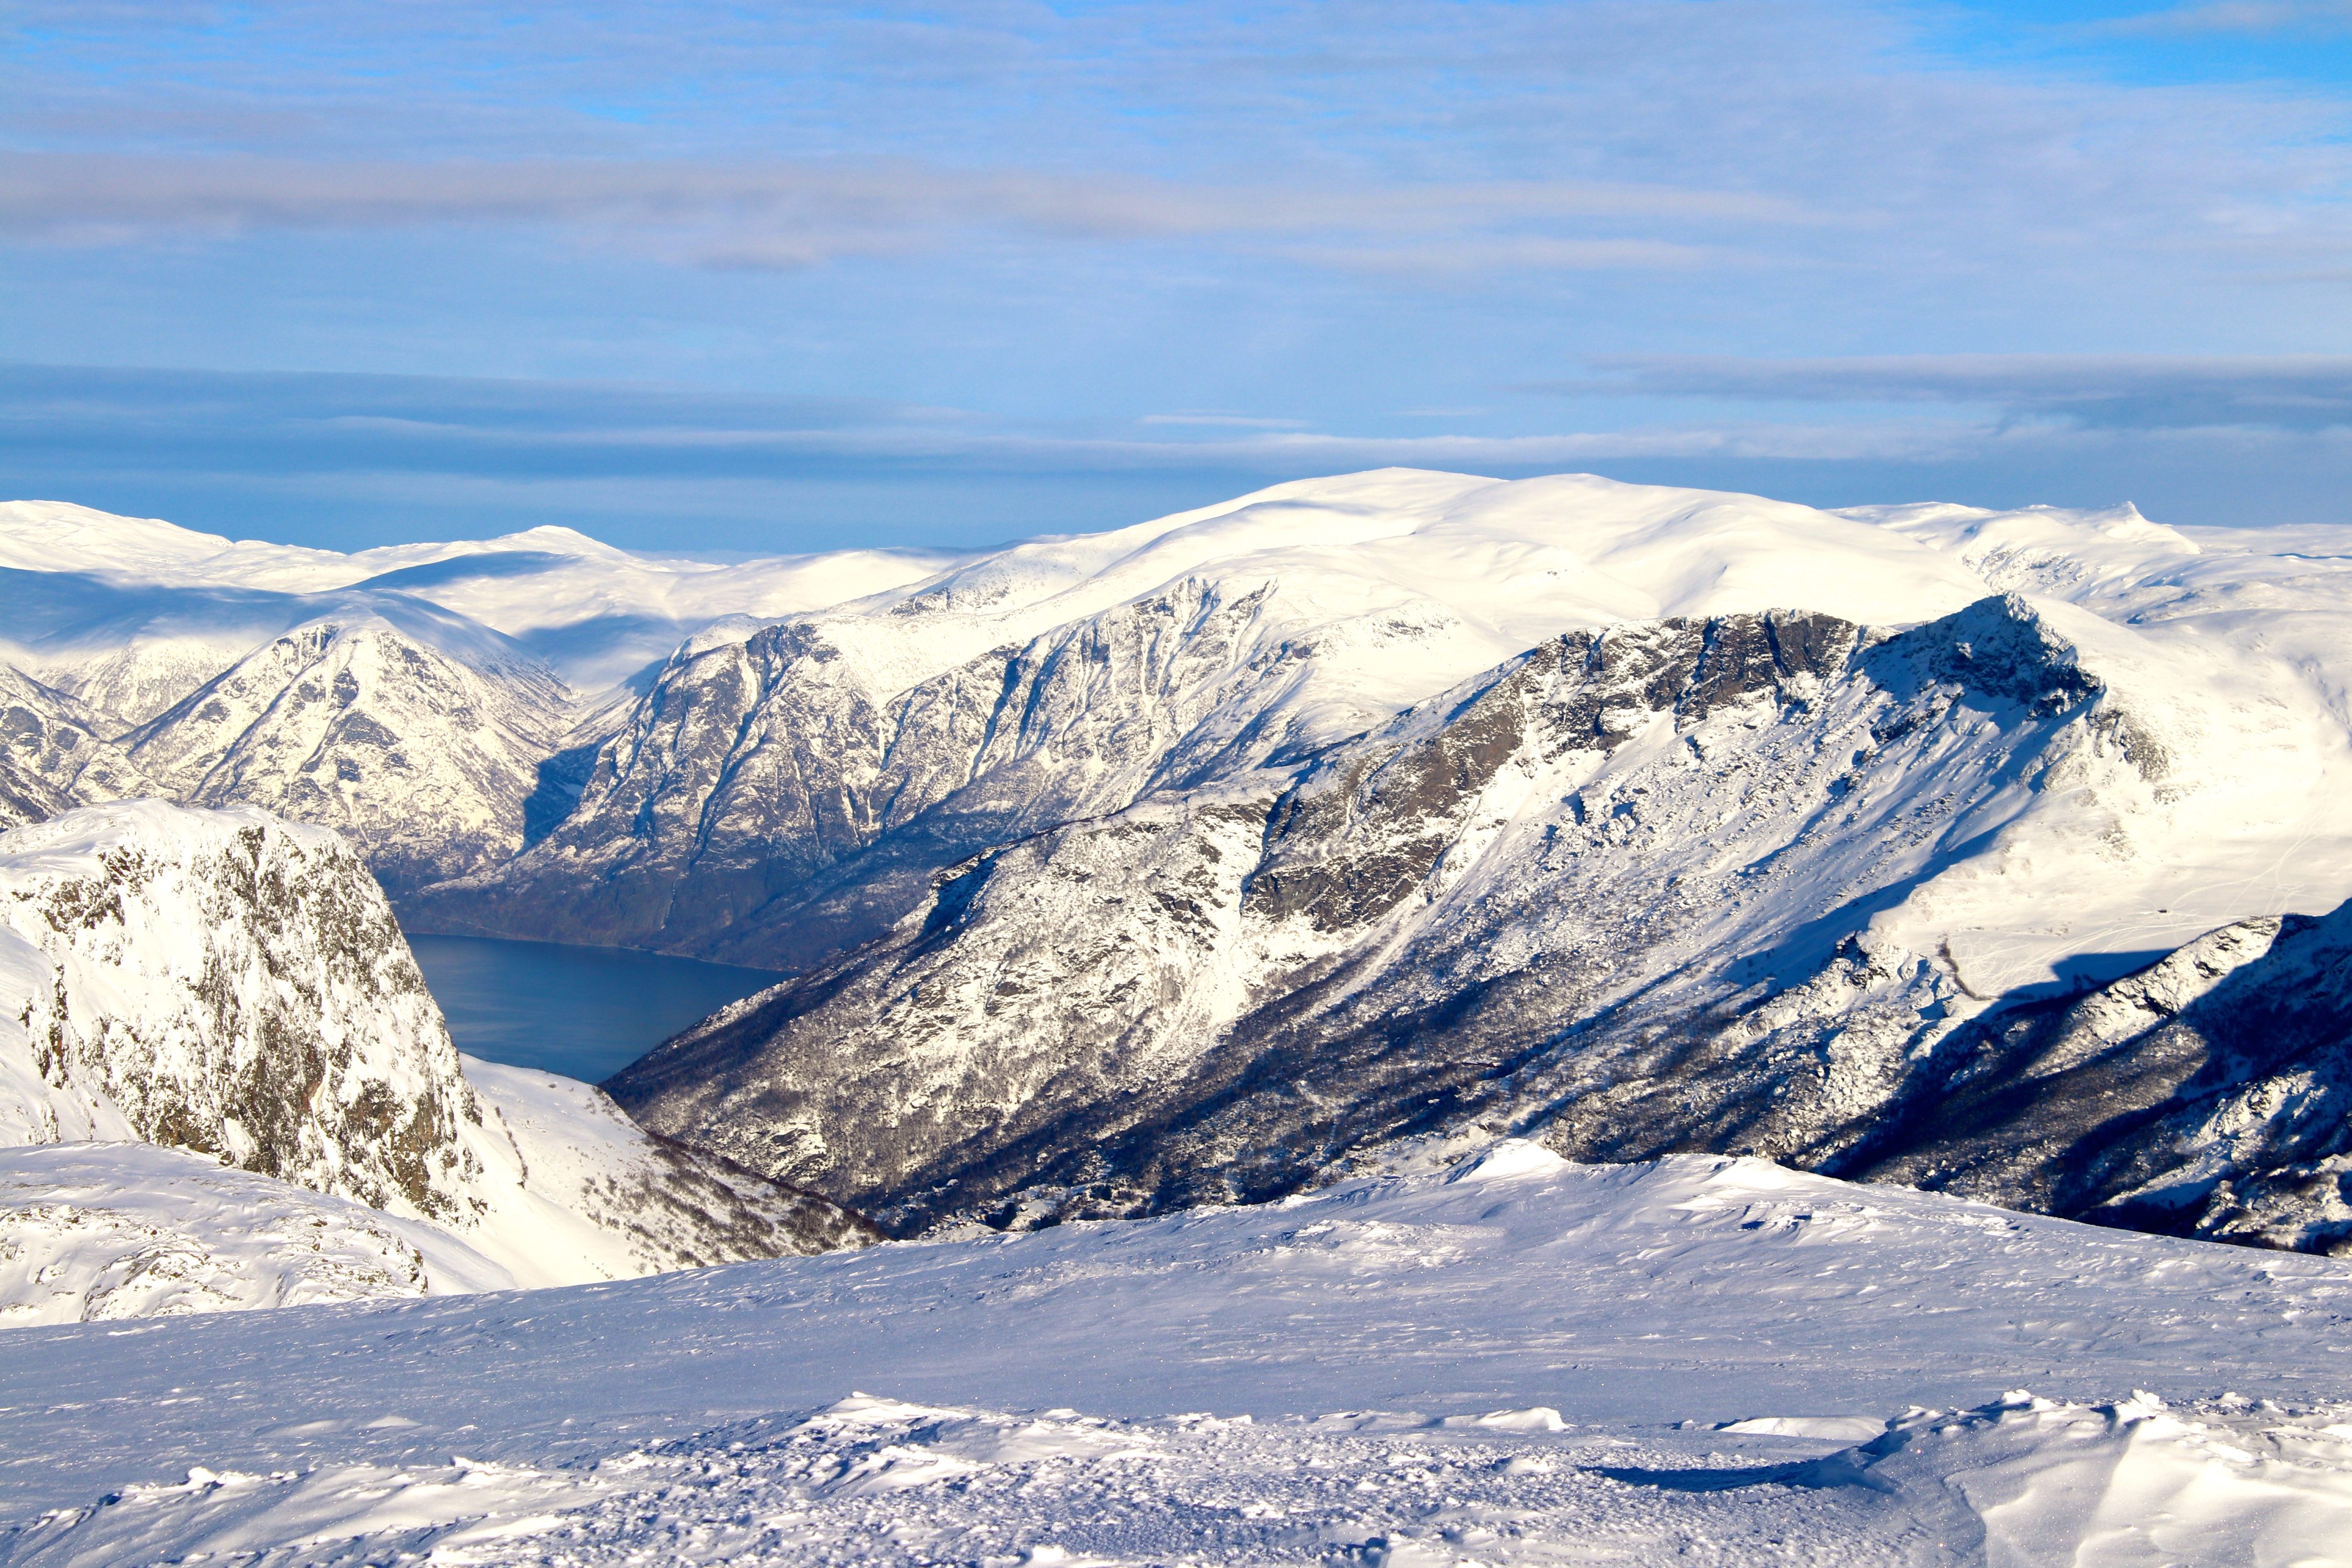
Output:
(1, 1147), (2347, 1564)
(604, 586), (2345, 1239)
(0, 499), (959, 696)
(414, 472), (1996, 964)
(120, 620), (575, 890)
(0, 801), (876, 1314)
(0, 499), (953, 890)
(8, 476), (2352, 1262)
(0, 664), (154, 828)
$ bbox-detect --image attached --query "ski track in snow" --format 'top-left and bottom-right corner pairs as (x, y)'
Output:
(3, 1149), (2351, 1564)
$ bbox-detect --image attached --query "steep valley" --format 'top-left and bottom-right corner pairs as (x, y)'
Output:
(4, 472), (2352, 1264)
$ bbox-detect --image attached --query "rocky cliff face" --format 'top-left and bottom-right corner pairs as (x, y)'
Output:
(0, 801), (877, 1298)
(412, 579), (1363, 965)
(124, 621), (574, 892)
(0, 800), (483, 1217)
(610, 595), (2352, 1253)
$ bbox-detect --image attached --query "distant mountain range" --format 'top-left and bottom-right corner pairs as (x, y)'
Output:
(3, 473), (2349, 1261)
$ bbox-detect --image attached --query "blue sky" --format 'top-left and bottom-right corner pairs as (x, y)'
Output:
(9, 1), (2352, 552)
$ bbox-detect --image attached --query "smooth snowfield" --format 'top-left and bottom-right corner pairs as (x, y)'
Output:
(2, 1148), (2349, 1564)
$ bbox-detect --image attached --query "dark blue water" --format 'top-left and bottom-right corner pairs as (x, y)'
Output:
(405, 933), (783, 1084)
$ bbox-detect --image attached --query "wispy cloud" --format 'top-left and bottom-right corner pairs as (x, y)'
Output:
(1282, 237), (1723, 276)
(1548, 354), (2352, 432)
(2099, 2), (2352, 36)
(0, 358), (2177, 484)
(0, 152), (1810, 274)
(15, 359), (2352, 546)
(1138, 414), (1309, 429)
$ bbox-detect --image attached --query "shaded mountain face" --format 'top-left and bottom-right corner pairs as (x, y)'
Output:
(608, 595), (2352, 1253)
(1844, 905), (2352, 1253)
(0, 801), (878, 1292)
(0, 664), (154, 829)
(124, 621), (574, 893)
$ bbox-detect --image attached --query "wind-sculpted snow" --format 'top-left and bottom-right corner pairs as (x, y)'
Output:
(0, 1151), (2349, 1564)
(0, 802), (878, 1311)
(0, 1142), (434, 1324)
(613, 592), (2352, 1249)
(12, 1391), (2351, 1566)
(124, 620), (574, 891)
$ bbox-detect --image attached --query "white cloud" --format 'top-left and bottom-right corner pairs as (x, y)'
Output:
(2101, 2), (2352, 36)
(1555, 354), (2352, 431)
(0, 153), (1811, 278)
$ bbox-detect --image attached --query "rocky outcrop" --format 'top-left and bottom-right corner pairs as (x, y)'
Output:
(0, 801), (879, 1297)
(611, 595), (2352, 1254)
(0, 800), (483, 1218)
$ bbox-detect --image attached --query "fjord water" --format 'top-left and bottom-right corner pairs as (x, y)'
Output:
(405, 932), (782, 1083)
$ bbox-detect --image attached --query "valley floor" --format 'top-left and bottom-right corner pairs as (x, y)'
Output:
(3, 1148), (2350, 1564)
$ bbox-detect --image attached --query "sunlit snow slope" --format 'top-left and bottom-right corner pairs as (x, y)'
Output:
(0, 1147), (2346, 1564)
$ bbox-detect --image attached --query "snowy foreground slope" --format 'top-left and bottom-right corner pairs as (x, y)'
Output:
(0, 1147), (2348, 1564)
(0, 801), (874, 1308)
(0, 1143), (442, 1323)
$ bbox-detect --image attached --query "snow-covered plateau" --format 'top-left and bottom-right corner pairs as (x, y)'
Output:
(2, 1148), (2350, 1564)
